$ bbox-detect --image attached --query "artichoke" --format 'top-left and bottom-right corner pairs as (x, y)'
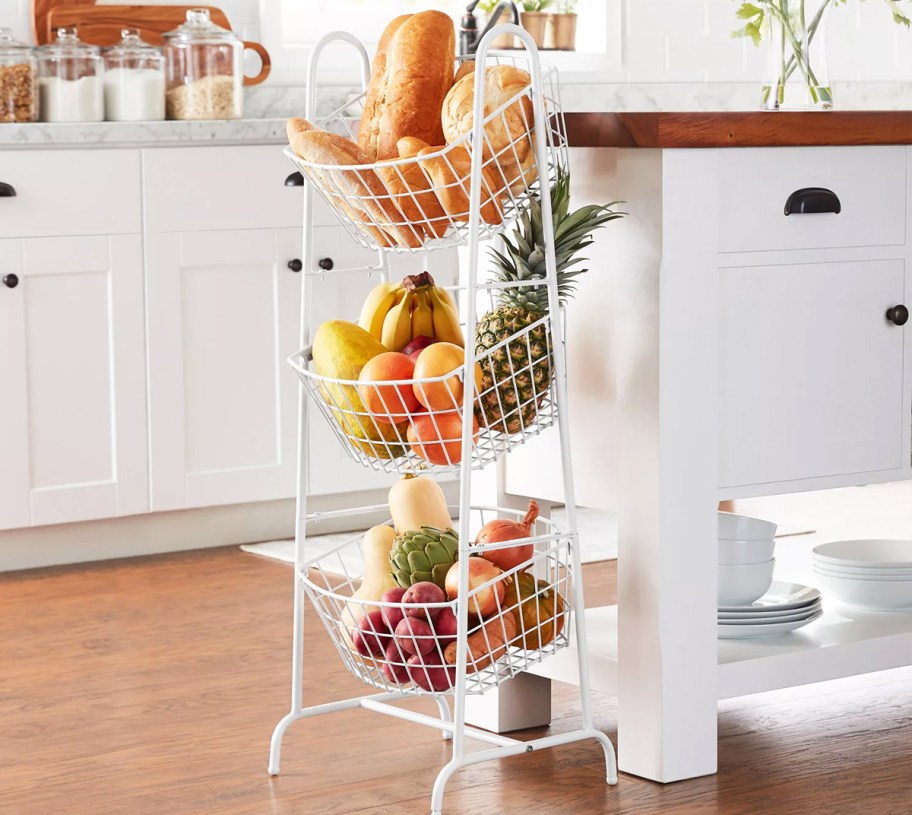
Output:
(390, 526), (459, 589)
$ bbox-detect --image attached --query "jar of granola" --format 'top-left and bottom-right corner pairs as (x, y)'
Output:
(0, 28), (37, 123)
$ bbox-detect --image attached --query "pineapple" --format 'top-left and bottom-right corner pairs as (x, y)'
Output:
(474, 169), (622, 434)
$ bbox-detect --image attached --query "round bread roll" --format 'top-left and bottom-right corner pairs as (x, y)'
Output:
(441, 65), (538, 195)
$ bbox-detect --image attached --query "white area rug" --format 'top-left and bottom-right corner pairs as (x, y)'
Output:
(241, 505), (619, 567)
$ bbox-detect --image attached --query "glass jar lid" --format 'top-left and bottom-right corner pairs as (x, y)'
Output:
(37, 27), (101, 57)
(163, 9), (240, 44)
(0, 27), (33, 59)
(103, 28), (162, 59)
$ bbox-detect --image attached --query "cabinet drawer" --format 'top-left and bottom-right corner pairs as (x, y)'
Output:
(719, 258), (906, 488)
(142, 145), (324, 233)
(0, 150), (141, 239)
(717, 147), (907, 253)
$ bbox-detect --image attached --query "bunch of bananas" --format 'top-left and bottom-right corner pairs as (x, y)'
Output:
(358, 271), (464, 351)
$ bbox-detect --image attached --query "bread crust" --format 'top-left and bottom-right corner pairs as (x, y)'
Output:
(441, 65), (537, 194)
(357, 11), (456, 161)
(289, 125), (422, 248)
(417, 142), (503, 226)
(376, 137), (451, 239)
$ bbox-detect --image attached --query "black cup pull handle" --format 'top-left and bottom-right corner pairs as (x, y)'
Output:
(287, 258), (303, 273)
(3, 273), (19, 288)
(0, 182), (16, 198)
(784, 187), (841, 216)
(318, 258), (334, 271)
(285, 172), (304, 187)
(886, 305), (909, 326)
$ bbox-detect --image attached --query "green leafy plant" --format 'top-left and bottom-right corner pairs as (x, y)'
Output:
(555, 0), (578, 12)
(521, 0), (555, 11)
(733, 0), (911, 107)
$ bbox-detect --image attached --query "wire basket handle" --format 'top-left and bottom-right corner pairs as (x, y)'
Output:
(306, 31), (372, 119)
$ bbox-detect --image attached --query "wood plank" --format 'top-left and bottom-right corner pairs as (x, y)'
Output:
(1, 547), (910, 814)
(564, 111), (912, 148)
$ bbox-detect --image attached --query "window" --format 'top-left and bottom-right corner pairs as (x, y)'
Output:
(259, 0), (622, 85)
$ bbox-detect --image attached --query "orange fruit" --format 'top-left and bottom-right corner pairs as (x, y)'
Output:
(358, 352), (420, 424)
(412, 342), (483, 412)
(407, 411), (479, 466)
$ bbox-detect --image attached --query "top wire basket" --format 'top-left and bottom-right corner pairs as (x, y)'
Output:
(285, 54), (568, 254)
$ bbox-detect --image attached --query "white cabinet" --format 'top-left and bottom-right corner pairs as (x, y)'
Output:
(719, 258), (906, 487)
(145, 228), (304, 511)
(0, 235), (148, 530)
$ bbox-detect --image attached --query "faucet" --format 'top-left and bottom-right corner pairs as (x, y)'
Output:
(459, 0), (521, 56)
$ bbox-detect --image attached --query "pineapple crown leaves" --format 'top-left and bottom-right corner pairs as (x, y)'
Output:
(489, 167), (624, 312)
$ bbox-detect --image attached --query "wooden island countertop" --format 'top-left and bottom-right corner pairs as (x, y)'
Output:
(563, 111), (912, 148)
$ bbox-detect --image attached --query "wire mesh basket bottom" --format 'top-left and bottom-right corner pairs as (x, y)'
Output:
(285, 54), (568, 254)
(300, 507), (574, 697)
(289, 313), (559, 476)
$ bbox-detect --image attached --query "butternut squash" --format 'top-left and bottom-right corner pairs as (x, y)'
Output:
(341, 524), (399, 631)
(388, 475), (452, 534)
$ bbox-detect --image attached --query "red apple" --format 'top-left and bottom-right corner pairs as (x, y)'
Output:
(403, 335), (435, 359)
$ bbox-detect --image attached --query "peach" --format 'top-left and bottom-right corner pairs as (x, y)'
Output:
(412, 342), (483, 411)
(358, 352), (421, 424)
(407, 411), (479, 466)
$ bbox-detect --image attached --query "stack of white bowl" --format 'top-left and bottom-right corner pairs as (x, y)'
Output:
(813, 539), (912, 610)
(718, 512), (777, 607)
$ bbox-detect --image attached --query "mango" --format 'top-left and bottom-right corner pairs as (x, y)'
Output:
(311, 321), (409, 459)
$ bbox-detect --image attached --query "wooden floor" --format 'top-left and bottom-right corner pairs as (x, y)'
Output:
(2, 547), (911, 815)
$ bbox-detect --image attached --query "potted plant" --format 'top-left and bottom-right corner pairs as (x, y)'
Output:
(550, 0), (578, 50)
(520, 0), (554, 49)
(733, 0), (912, 110)
(477, 0), (517, 49)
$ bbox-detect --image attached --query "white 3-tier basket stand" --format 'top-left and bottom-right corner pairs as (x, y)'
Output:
(267, 24), (617, 814)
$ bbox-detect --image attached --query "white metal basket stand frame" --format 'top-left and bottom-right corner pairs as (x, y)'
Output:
(267, 25), (617, 814)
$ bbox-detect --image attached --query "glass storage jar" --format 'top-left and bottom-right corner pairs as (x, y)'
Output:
(0, 28), (37, 123)
(36, 27), (104, 122)
(103, 29), (165, 121)
(162, 8), (244, 120)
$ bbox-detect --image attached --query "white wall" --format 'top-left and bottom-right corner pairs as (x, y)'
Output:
(3, 0), (910, 83)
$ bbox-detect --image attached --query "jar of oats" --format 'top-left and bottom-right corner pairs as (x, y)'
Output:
(0, 28), (37, 123)
(163, 9), (244, 120)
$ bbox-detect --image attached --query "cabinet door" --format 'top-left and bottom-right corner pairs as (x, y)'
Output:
(719, 259), (906, 487)
(0, 235), (148, 530)
(145, 228), (303, 511)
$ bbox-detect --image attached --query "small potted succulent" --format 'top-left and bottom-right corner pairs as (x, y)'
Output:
(520, 0), (554, 49)
(550, 0), (578, 50)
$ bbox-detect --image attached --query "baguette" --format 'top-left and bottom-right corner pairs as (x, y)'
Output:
(416, 141), (503, 226)
(441, 65), (537, 194)
(288, 121), (422, 249)
(357, 11), (456, 160)
(375, 137), (451, 240)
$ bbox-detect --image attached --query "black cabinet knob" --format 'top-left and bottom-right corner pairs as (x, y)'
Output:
(3, 273), (19, 288)
(285, 172), (304, 187)
(287, 258), (303, 273)
(886, 304), (909, 326)
(0, 182), (16, 198)
(318, 258), (334, 271)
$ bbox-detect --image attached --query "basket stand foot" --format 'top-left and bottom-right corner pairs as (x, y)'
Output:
(430, 758), (460, 815)
(268, 710), (300, 776)
(433, 695), (453, 741)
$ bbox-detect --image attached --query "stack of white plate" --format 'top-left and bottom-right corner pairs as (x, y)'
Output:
(813, 539), (912, 610)
(718, 581), (822, 638)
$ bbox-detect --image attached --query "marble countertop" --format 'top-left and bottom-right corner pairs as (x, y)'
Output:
(2, 81), (910, 149)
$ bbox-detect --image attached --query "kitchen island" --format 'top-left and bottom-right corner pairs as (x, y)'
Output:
(497, 111), (912, 784)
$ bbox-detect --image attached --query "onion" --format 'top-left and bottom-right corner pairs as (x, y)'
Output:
(476, 500), (539, 573)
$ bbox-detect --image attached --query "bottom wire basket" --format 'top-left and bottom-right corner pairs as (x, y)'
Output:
(300, 506), (574, 696)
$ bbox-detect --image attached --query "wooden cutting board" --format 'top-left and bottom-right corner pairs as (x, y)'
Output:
(42, 4), (232, 46)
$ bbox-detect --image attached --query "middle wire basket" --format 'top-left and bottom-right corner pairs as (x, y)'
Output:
(288, 305), (560, 476)
(300, 505), (574, 697)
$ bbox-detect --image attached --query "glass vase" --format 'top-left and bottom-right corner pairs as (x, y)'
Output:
(761, 0), (833, 110)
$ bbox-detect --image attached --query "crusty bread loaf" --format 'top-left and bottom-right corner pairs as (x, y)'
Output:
(376, 137), (451, 239)
(288, 121), (422, 248)
(416, 141), (503, 226)
(441, 65), (537, 194)
(357, 11), (456, 161)
(453, 60), (475, 85)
